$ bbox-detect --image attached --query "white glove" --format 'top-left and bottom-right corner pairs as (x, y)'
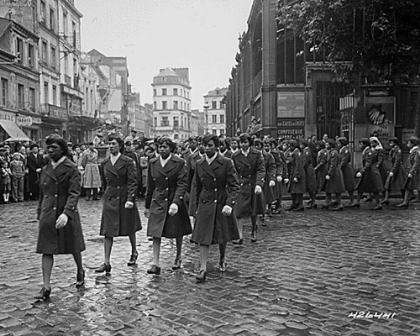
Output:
(269, 180), (275, 187)
(356, 172), (362, 178)
(408, 173), (413, 178)
(168, 203), (179, 216)
(277, 176), (282, 182)
(221, 205), (232, 216)
(144, 209), (150, 218)
(325, 175), (330, 180)
(55, 213), (68, 229)
(254, 185), (262, 194)
(36, 168), (42, 173)
(293, 177), (298, 183)
(125, 201), (134, 209)
(284, 178), (289, 184)
(389, 172), (394, 177)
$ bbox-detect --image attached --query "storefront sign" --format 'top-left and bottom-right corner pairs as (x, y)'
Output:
(277, 118), (305, 139)
(0, 111), (16, 121)
(16, 116), (33, 126)
(277, 92), (305, 118)
(32, 117), (42, 124)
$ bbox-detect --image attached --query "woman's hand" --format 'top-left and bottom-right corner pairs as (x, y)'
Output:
(55, 213), (68, 229)
(144, 209), (150, 218)
(125, 201), (134, 209)
(356, 172), (362, 178)
(168, 203), (178, 216)
(221, 205), (232, 216)
(254, 185), (262, 194)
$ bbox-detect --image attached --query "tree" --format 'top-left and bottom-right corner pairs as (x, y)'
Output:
(277, 0), (420, 137)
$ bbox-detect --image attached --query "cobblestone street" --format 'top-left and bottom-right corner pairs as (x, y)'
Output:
(0, 199), (419, 336)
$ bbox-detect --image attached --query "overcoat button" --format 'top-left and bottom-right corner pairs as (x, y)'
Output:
(165, 198), (168, 201)
(214, 200), (217, 203)
(215, 189), (217, 191)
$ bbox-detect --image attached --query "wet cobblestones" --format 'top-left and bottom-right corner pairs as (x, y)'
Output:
(0, 199), (419, 335)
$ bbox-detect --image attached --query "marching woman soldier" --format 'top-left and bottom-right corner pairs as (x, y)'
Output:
(231, 133), (265, 243)
(382, 137), (405, 205)
(322, 139), (345, 211)
(271, 139), (288, 214)
(192, 134), (240, 283)
(314, 141), (328, 196)
(351, 138), (384, 210)
(337, 137), (356, 206)
(144, 137), (191, 274)
(300, 139), (317, 209)
(35, 134), (85, 300)
(370, 136), (388, 191)
(396, 136), (420, 209)
(255, 138), (276, 222)
(187, 137), (205, 222)
(286, 140), (306, 211)
(96, 135), (142, 273)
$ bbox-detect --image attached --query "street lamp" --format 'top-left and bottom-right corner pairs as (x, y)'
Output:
(203, 102), (209, 134)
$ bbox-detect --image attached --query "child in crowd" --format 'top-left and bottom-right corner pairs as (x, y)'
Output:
(1, 161), (11, 203)
(10, 152), (25, 202)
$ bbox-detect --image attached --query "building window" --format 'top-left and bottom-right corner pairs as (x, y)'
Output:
(153, 89), (156, 96)
(173, 100), (178, 110)
(42, 41), (48, 64)
(212, 115), (217, 123)
(40, 1), (46, 23)
(220, 114), (224, 123)
(16, 37), (23, 64)
(173, 88), (178, 96)
(220, 101), (224, 109)
(52, 85), (57, 105)
(174, 134), (179, 140)
(28, 44), (34, 68)
(154, 117), (157, 127)
(63, 11), (68, 37)
(44, 81), (48, 104)
(173, 116), (179, 127)
(29, 88), (35, 110)
(17, 84), (25, 109)
(1, 78), (8, 106)
(72, 21), (77, 48)
(162, 101), (167, 110)
(50, 46), (56, 69)
(162, 88), (167, 96)
(154, 102), (157, 110)
(212, 129), (217, 135)
(212, 101), (217, 109)
(161, 116), (169, 126)
(49, 8), (55, 31)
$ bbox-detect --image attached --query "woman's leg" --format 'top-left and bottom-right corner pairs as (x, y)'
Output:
(104, 237), (113, 264)
(219, 243), (227, 272)
(41, 254), (53, 289)
(236, 218), (245, 240)
(251, 215), (257, 242)
(152, 238), (161, 266)
(175, 236), (183, 261)
(128, 233), (137, 255)
(199, 244), (209, 272)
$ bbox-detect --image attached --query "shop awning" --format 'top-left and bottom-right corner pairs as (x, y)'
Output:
(0, 120), (30, 140)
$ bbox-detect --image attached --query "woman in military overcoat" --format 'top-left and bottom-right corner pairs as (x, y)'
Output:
(231, 133), (265, 243)
(382, 137), (405, 205)
(300, 140), (317, 209)
(96, 135), (142, 274)
(322, 139), (345, 210)
(314, 141), (328, 194)
(144, 137), (191, 275)
(351, 138), (384, 210)
(287, 140), (306, 211)
(337, 137), (355, 206)
(192, 135), (240, 283)
(35, 134), (85, 301)
(396, 136), (420, 209)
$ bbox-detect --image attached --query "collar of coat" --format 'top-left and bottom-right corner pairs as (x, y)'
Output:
(197, 153), (224, 177)
(44, 157), (75, 181)
(149, 154), (183, 176)
(103, 154), (133, 176)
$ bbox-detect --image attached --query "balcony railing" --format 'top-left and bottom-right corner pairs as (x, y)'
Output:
(40, 103), (67, 120)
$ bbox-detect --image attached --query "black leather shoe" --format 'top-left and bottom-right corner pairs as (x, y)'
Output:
(321, 203), (331, 210)
(285, 205), (297, 211)
(76, 269), (85, 287)
(251, 231), (257, 242)
(172, 258), (182, 270)
(196, 270), (206, 283)
(127, 252), (138, 266)
(95, 263), (111, 273)
(34, 286), (51, 300)
(219, 261), (227, 272)
(349, 203), (361, 208)
(332, 205), (343, 211)
(147, 265), (161, 275)
(232, 239), (243, 245)
(396, 203), (409, 209)
(293, 205), (304, 212)
(380, 199), (390, 205)
(371, 205), (382, 211)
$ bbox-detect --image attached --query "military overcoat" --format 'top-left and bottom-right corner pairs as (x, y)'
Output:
(262, 150), (277, 203)
(145, 154), (191, 238)
(187, 151), (203, 216)
(100, 155), (142, 237)
(36, 158), (85, 254)
(323, 148), (345, 193)
(338, 146), (355, 192)
(384, 145), (406, 192)
(191, 154), (240, 245)
(232, 148), (265, 218)
(314, 148), (328, 192)
(404, 147), (420, 191)
(302, 147), (317, 193)
(288, 148), (306, 194)
(356, 147), (384, 193)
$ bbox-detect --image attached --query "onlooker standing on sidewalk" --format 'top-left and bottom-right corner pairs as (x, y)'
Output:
(27, 144), (44, 200)
(35, 134), (85, 301)
(1, 160), (11, 203)
(81, 142), (101, 201)
(10, 152), (25, 202)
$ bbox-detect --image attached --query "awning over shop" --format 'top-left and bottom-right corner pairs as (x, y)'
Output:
(0, 120), (30, 141)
